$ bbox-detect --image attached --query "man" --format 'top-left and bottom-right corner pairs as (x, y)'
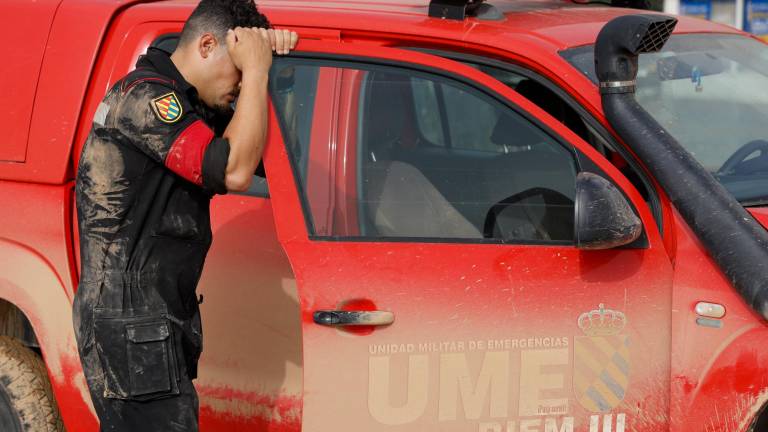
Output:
(72, 0), (298, 430)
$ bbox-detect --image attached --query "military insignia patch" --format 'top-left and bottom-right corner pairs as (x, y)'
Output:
(574, 303), (630, 413)
(151, 92), (183, 123)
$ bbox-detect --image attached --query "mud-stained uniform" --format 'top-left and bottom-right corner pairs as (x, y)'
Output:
(73, 47), (233, 431)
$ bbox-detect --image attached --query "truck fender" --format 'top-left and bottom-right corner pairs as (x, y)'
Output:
(687, 324), (768, 432)
(0, 239), (97, 431)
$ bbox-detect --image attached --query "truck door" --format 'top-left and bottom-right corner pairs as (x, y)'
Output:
(264, 41), (673, 432)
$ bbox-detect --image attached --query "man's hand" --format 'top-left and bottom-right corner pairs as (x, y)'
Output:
(260, 29), (299, 55)
(226, 27), (272, 75)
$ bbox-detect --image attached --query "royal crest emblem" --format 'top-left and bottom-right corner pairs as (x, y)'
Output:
(574, 303), (630, 413)
(151, 92), (183, 123)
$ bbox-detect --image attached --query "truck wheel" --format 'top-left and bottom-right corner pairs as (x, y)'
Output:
(0, 336), (64, 432)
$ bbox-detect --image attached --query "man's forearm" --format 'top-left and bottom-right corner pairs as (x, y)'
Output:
(223, 70), (269, 191)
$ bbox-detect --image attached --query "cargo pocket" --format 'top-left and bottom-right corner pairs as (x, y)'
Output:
(126, 321), (179, 398)
(93, 311), (180, 401)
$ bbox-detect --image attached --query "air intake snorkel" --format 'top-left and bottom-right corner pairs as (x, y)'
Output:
(596, 15), (768, 319)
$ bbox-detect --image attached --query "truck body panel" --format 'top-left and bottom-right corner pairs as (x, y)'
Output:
(1, 0), (765, 430)
(0, 0), (150, 184)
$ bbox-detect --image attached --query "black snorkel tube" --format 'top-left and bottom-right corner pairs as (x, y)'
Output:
(596, 15), (768, 319)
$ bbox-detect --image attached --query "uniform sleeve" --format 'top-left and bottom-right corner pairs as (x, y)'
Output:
(113, 81), (230, 195)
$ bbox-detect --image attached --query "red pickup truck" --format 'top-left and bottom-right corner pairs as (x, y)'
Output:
(2, 0), (768, 431)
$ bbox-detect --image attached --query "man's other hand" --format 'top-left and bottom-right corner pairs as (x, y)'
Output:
(260, 29), (299, 55)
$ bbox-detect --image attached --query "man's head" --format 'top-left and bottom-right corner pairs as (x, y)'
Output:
(173, 0), (270, 114)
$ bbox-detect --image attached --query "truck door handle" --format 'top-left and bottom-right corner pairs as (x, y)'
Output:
(313, 310), (395, 327)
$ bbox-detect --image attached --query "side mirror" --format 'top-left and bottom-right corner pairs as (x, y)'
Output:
(575, 172), (642, 250)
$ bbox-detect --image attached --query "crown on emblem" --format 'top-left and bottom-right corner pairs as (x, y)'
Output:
(578, 303), (626, 336)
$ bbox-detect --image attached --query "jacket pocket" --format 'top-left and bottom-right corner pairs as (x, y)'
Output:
(93, 310), (180, 401)
(152, 184), (211, 243)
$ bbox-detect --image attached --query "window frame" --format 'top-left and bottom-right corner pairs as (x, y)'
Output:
(271, 53), (650, 247)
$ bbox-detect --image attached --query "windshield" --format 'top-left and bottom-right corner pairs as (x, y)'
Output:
(562, 34), (768, 206)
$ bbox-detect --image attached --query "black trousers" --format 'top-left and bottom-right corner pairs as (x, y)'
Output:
(73, 279), (201, 432)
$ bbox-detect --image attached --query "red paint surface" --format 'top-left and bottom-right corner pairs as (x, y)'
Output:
(0, 0), (152, 183)
(0, 0), (60, 162)
(668, 208), (768, 432)
(0, 0), (765, 430)
(701, 350), (766, 395)
(198, 387), (301, 432)
(338, 298), (378, 336)
(199, 406), (300, 432)
(55, 356), (100, 432)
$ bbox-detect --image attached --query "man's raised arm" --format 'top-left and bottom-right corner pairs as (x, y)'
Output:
(223, 27), (298, 192)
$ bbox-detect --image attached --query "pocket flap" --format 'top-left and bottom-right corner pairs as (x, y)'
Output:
(126, 322), (170, 343)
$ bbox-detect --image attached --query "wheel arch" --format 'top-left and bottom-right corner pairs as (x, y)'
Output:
(0, 298), (39, 349)
(687, 324), (768, 432)
(0, 238), (97, 431)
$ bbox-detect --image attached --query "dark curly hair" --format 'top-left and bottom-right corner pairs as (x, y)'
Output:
(178, 0), (271, 48)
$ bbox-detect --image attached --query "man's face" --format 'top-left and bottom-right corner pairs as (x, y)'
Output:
(197, 38), (241, 116)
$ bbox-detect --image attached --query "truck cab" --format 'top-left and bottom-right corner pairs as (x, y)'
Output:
(0, 0), (766, 431)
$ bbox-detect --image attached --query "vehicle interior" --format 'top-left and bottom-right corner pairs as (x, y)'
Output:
(357, 68), (577, 242)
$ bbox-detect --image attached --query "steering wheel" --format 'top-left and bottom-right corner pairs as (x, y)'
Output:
(483, 187), (573, 240)
(718, 139), (768, 175)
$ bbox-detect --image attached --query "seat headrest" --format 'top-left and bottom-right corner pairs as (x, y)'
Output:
(366, 72), (412, 161)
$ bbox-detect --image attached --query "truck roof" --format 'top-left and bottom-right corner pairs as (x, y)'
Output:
(167, 0), (742, 50)
(7, 0), (745, 186)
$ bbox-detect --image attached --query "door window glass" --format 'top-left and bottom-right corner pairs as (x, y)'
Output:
(271, 60), (579, 244)
(271, 65), (319, 180)
(471, 63), (655, 207)
(442, 83), (498, 152)
(411, 80), (447, 147)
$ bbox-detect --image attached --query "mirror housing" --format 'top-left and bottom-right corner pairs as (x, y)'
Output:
(575, 172), (642, 250)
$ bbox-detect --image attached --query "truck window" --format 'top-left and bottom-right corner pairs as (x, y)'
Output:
(472, 64), (654, 206)
(403, 48), (661, 229)
(271, 60), (580, 244)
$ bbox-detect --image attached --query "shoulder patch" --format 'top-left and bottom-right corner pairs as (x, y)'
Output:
(150, 92), (183, 123)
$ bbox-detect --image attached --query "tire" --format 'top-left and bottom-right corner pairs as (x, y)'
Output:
(0, 336), (64, 432)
